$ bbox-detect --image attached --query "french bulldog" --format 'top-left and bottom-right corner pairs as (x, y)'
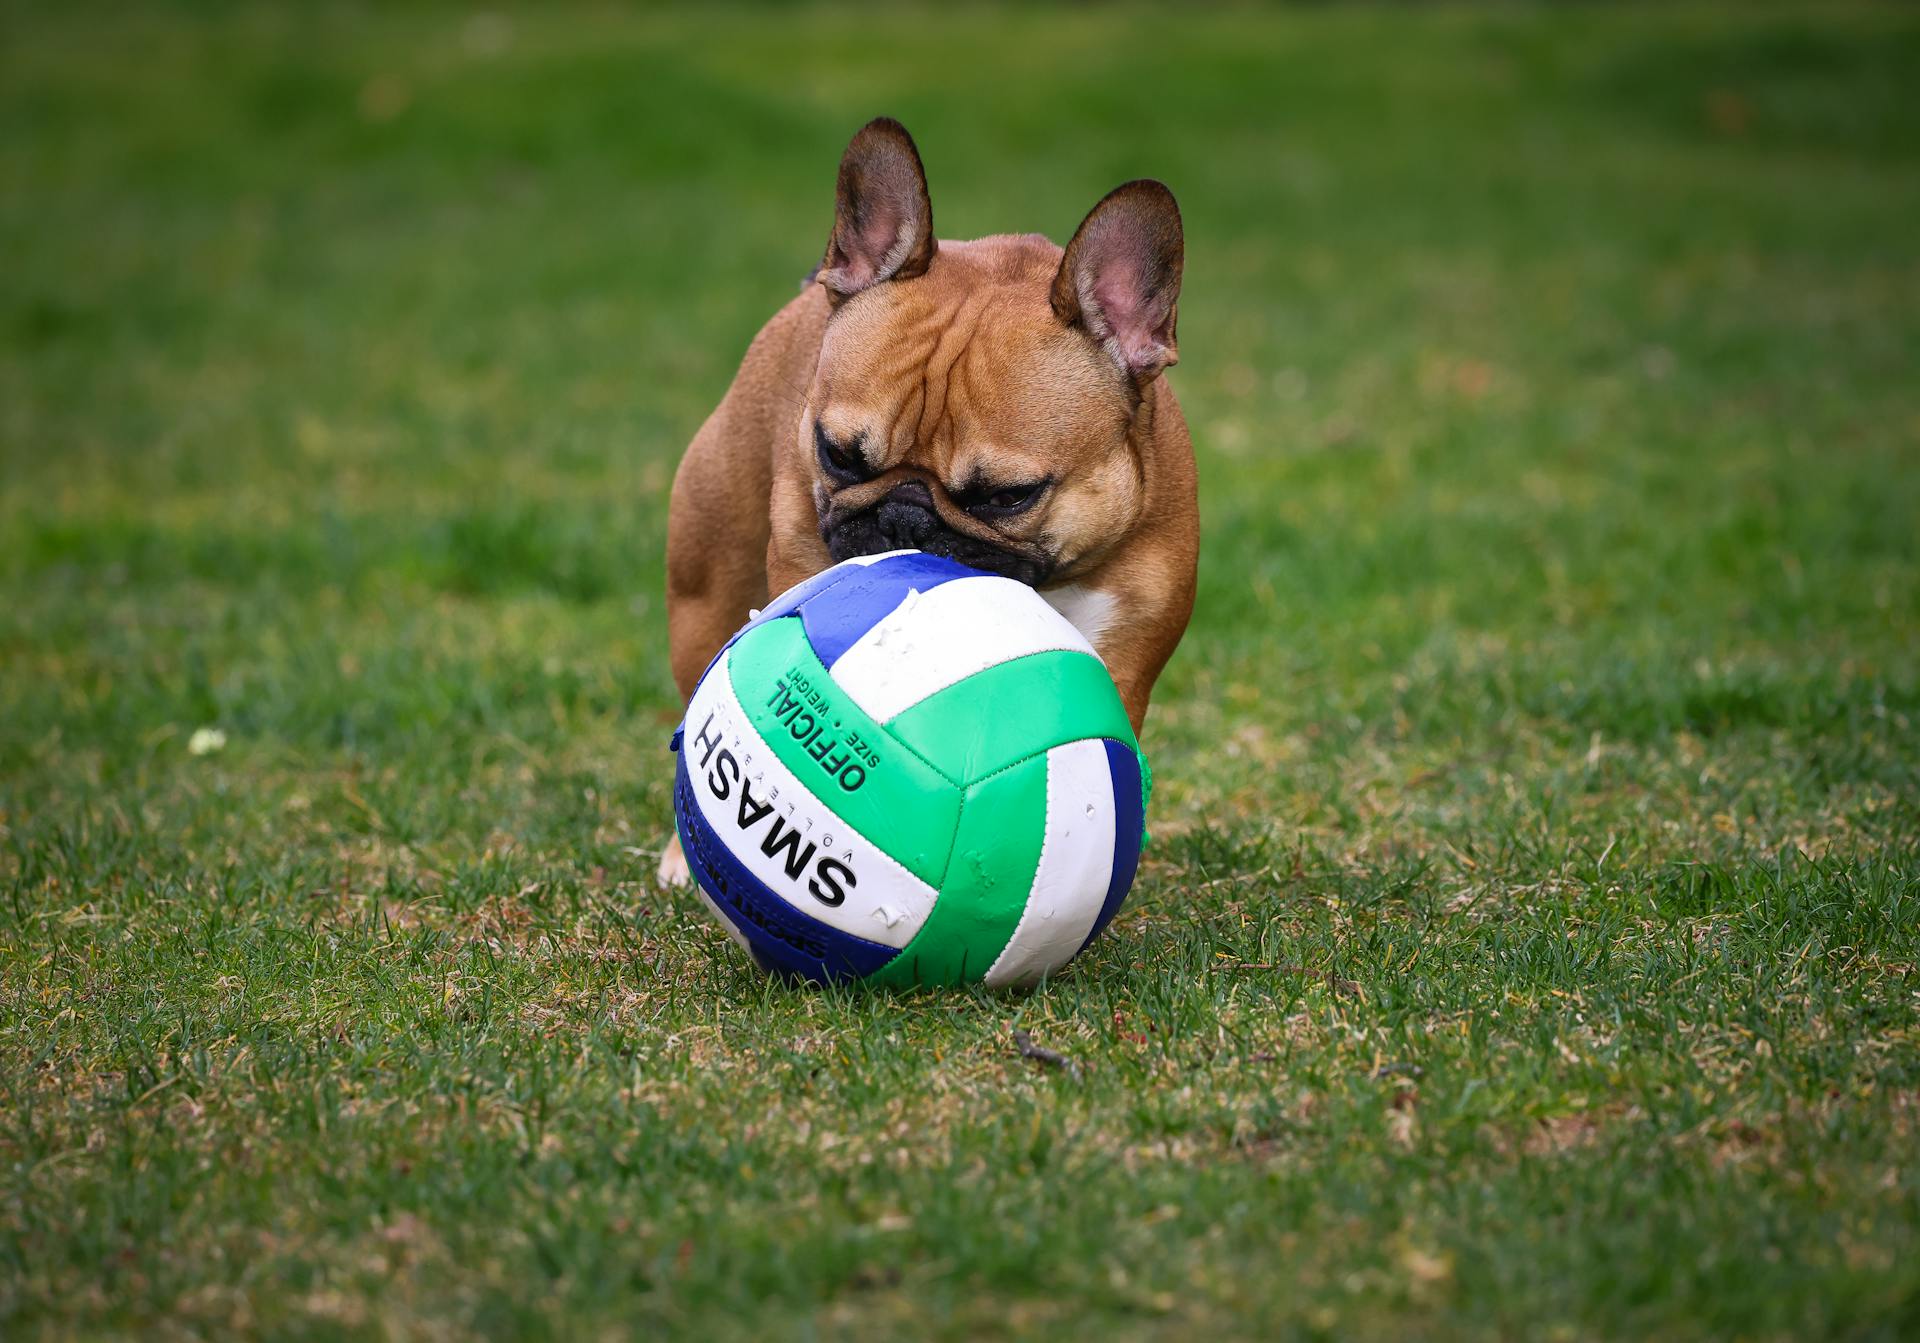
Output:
(659, 117), (1198, 885)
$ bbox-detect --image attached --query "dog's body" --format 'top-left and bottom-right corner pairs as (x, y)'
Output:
(661, 119), (1198, 883)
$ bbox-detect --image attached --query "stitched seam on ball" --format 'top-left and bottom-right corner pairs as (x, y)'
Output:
(882, 722), (961, 789)
(853, 635), (1096, 719)
(813, 647), (962, 789)
(888, 646), (1110, 700)
(934, 782), (965, 892)
(880, 646), (1136, 785)
(963, 746), (1053, 790)
(983, 751), (1055, 985)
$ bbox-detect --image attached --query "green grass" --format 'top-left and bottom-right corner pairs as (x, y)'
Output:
(4, 2), (1919, 1337)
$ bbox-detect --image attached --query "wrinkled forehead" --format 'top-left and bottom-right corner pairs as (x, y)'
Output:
(814, 285), (1127, 450)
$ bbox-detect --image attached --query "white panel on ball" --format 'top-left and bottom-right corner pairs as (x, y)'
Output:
(827, 575), (1099, 724)
(982, 738), (1119, 988)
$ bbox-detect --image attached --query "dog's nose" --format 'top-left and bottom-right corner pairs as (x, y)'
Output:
(875, 481), (938, 547)
(886, 479), (934, 511)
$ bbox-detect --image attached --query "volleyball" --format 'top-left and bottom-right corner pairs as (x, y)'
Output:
(672, 550), (1148, 987)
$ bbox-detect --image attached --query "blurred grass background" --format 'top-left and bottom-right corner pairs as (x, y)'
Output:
(3, 3), (1918, 1339)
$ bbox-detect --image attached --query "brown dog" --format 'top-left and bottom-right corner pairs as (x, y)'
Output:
(660, 118), (1198, 884)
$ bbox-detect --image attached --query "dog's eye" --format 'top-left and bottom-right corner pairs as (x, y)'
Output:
(968, 480), (1048, 516)
(815, 423), (869, 482)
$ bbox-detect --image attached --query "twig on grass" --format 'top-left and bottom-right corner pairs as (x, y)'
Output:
(1012, 1029), (1080, 1081)
(1370, 1061), (1424, 1081)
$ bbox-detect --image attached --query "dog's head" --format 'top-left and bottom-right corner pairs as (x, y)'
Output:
(803, 118), (1183, 587)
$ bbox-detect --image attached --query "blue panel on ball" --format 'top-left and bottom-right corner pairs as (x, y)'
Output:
(753, 559), (873, 627)
(673, 749), (899, 983)
(1076, 739), (1147, 954)
(675, 567), (865, 723)
(799, 551), (980, 667)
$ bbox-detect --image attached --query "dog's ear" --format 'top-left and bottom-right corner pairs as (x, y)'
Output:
(1052, 180), (1184, 383)
(817, 118), (936, 301)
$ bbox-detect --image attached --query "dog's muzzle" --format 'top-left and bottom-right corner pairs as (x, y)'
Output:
(870, 480), (940, 548)
(824, 482), (1053, 586)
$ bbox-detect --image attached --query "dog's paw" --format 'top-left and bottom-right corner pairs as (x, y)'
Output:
(655, 833), (691, 888)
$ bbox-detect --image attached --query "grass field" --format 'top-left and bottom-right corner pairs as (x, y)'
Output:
(4, 3), (1919, 1337)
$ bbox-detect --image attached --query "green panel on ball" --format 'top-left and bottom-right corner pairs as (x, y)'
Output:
(866, 754), (1047, 987)
(885, 649), (1137, 787)
(726, 618), (961, 887)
